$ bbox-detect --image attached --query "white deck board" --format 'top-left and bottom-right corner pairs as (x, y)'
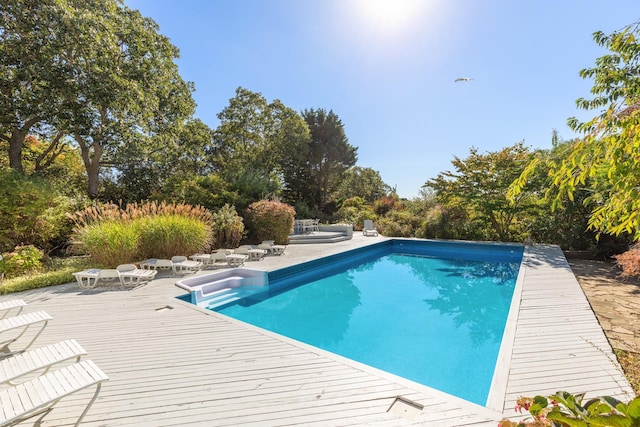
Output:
(1, 237), (633, 426)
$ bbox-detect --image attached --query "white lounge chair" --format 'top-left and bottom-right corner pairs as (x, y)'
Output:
(170, 256), (203, 275)
(0, 299), (27, 319)
(257, 242), (286, 256)
(0, 311), (52, 354)
(0, 359), (108, 427)
(208, 252), (230, 268)
(116, 264), (157, 286)
(232, 245), (252, 256)
(0, 339), (87, 385)
(226, 254), (248, 267)
(139, 258), (173, 271)
(363, 219), (379, 237)
(73, 268), (120, 289)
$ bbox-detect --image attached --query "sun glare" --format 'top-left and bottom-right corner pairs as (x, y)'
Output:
(352, 0), (426, 35)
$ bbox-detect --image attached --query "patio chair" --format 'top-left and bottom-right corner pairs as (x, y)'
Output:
(257, 242), (286, 256)
(226, 254), (248, 268)
(0, 339), (87, 386)
(170, 256), (203, 275)
(0, 311), (53, 354)
(73, 269), (120, 289)
(139, 258), (173, 271)
(208, 252), (230, 268)
(116, 264), (157, 286)
(363, 220), (379, 237)
(0, 299), (27, 319)
(0, 359), (108, 427)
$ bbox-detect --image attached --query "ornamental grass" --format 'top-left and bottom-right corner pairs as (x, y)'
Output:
(69, 201), (213, 265)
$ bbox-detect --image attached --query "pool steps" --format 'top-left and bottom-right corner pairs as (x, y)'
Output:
(175, 268), (268, 309)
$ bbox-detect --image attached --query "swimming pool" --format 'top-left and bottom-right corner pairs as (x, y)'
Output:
(201, 240), (522, 406)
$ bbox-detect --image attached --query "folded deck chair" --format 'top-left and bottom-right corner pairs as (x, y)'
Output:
(170, 256), (203, 275)
(363, 219), (379, 237)
(0, 339), (87, 386)
(0, 359), (108, 427)
(116, 264), (157, 286)
(0, 311), (52, 354)
(0, 300), (27, 319)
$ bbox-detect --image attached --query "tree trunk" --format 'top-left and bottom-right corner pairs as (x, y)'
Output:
(76, 135), (103, 199)
(7, 117), (40, 173)
(8, 130), (25, 173)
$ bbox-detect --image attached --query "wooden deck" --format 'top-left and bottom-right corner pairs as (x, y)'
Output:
(1, 237), (633, 426)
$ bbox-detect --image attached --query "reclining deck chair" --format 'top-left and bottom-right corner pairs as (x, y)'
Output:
(0, 311), (52, 355)
(73, 269), (120, 289)
(0, 359), (108, 427)
(0, 299), (27, 319)
(116, 264), (157, 286)
(0, 339), (87, 386)
(170, 256), (203, 275)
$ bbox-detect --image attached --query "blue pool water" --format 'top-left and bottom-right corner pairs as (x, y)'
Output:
(215, 240), (523, 405)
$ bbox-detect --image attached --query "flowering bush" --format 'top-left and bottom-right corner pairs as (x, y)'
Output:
(498, 392), (640, 427)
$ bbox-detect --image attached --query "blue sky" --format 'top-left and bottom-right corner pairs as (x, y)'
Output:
(125, 0), (638, 198)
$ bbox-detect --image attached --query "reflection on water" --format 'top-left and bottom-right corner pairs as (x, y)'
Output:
(389, 255), (518, 346)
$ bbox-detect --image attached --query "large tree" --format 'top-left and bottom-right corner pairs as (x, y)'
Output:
(1, 0), (195, 198)
(213, 87), (310, 206)
(0, 0), (73, 173)
(299, 109), (357, 210)
(101, 119), (214, 203)
(427, 142), (537, 242)
(511, 20), (640, 239)
(333, 166), (390, 203)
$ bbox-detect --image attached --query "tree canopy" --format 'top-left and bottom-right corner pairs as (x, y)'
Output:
(297, 109), (358, 211)
(427, 142), (537, 242)
(0, 0), (195, 198)
(511, 20), (640, 240)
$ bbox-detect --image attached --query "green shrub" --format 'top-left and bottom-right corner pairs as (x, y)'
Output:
(341, 196), (366, 209)
(293, 201), (314, 220)
(376, 210), (421, 237)
(499, 392), (640, 427)
(0, 245), (45, 278)
(373, 195), (401, 216)
(0, 168), (78, 253)
(211, 204), (245, 249)
(0, 257), (92, 294)
(335, 204), (375, 230)
(245, 200), (295, 245)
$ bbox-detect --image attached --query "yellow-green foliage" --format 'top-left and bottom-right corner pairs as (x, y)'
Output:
(376, 210), (420, 238)
(137, 215), (211, 260)
(0, 257), (92, 294)
(69, 201), (213, 265)
(211, 204), (245, 249)
(335, 203), (375, 230)
(75, 221), (141, 266)
(244, 200), (295, 245)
